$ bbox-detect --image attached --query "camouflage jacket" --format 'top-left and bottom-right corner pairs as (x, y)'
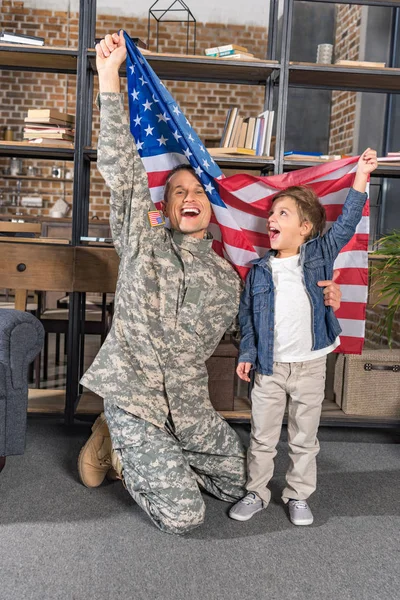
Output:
(81, 93), (241, 430)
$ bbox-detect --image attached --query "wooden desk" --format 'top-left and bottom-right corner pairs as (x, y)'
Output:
(0, 242), (119, 292)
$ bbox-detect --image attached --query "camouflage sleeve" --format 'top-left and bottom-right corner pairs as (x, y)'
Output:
(224, 278), (243, 345)
(97, 93), (157, 256)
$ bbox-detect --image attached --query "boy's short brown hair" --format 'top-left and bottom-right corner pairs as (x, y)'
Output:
(272, 185), (326, 241)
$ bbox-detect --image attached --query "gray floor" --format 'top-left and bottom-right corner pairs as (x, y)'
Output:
(0, 419), (399, 600)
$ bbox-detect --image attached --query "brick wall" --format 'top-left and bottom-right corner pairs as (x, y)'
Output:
(0, 1), (267, 219)
(328, 4), (362, 154)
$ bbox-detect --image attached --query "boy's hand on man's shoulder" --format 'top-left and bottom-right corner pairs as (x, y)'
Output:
(317, 269), (342, 312)
(357, 148), (378, 176)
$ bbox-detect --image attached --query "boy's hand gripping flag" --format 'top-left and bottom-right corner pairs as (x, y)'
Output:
(124, 32), (369, 355)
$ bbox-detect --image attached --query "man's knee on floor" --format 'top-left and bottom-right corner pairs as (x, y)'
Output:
(161, 500), (206, 535)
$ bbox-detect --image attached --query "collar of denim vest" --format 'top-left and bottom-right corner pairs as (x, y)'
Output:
(172, 230), (214, 255)
(251, 234), (321, 268)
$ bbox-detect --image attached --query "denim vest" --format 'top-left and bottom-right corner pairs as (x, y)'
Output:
(238, 188), (367, 375)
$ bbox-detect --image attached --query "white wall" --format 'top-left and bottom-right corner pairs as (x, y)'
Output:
(23, 0), (270, 26)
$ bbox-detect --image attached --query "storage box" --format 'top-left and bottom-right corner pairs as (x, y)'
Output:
(206, 340), (238, 411)
(334, 349), (400, 417)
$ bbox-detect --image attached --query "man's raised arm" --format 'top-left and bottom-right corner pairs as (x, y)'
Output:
(96, 32), (156, 255)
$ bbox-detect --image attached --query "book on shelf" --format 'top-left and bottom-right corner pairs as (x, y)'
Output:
(27, 137), (74, 147)
(219, 53), (259, 61)
(0, 30), (45, 46)
(237, 121), (247, 148)
(24, 126), (74, 134)
(221, 107), (238, 147)
(207, 49), (254, 58)
(205, 44), (248, 56)
(208, 147), (256, 156)
(26, 109), (75, 124)
(284, 151), (323, 157)
(220, 108), (275, 156)
(284, 151), (342, 161)
(335, 59), (386, 68)
(24, 131), (74, 141)
(244, 117), (256, 149)
(230, 115), (244, 148)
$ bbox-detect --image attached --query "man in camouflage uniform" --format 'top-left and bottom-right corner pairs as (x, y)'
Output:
(78, 32), (342, 534)
(78, 32), (247, 534)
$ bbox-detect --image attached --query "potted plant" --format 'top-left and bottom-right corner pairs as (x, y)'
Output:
(370, 230), (400, 348)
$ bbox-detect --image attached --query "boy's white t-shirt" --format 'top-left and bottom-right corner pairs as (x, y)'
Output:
(270, 254), (340, 362)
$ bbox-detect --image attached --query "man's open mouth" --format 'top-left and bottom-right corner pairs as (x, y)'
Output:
(181, 207), (201, 218)
(269, 226), (280, 241)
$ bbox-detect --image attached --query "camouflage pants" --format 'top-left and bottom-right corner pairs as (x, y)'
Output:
(104, 399), (246, 535)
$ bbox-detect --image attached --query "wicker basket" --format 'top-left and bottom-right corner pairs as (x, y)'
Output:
(334, 349), (400, 417)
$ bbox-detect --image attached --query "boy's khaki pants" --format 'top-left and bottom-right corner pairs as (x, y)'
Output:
(247, 356), (327, 505)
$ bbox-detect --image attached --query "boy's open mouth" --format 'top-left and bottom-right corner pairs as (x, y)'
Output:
(181, 206), (201, 218)
(269, 226), (280, 241)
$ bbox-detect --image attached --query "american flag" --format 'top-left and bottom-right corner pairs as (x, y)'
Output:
(124, 33), (368, 355)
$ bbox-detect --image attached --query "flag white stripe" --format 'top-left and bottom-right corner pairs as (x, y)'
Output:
(326, 216), (369, 235)
(143, 152), (187, 172)
(310, 163), (358, 183)
(149, 185), (165, 205)
(228, 181), (278, 204)
(212, 204), (242, 231)
(334, 250), (368, 270)
(338, 317), (366, 338)
(320, 189), (350, 205)
(222, 205), (268, 234)
(222, 242), (259, 267)
(340, 284), (368, 303)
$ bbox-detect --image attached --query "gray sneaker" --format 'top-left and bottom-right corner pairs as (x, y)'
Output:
(288, 500), (314, 526)
(229, 492), (264, 521)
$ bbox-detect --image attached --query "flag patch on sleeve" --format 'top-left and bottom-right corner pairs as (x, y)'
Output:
(147, 210), (165, 227)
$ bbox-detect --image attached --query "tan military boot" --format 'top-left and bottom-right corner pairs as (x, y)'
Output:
(78, 413), (118, 487)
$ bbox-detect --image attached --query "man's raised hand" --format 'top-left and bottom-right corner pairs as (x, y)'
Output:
(95, 31), (127, 72)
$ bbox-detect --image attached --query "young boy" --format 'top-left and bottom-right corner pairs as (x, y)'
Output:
(229, 149), (377, 526)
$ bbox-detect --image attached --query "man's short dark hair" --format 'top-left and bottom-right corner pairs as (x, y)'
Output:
(164, 164), (203, 202)
(272, 185), (326, 241)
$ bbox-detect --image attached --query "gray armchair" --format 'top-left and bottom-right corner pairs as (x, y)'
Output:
(0, 309), (44, 472)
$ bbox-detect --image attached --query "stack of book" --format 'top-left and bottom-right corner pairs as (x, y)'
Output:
(209, 107), (274, 157)
(204, 44), (256, 61)
(23, 109), (75, 147)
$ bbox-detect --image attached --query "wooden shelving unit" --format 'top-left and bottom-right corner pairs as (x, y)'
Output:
(1, 175), (74, 182)
(288, 61), (400, 93)
(87, 49), (279, 85)
(283, 159), (400, 178)
(0, 141), (75, 160)
(1, 0), (399, 426)
(0, 43), (78, 73)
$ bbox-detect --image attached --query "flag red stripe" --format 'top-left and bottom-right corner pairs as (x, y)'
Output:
(341, 234), (369, 252)
(218, 157), (359, 193)
(148, 170), (170, 188)
(335, 336), (364, 355)
(335, 302), (367, 320)
(335, 268), (368, 286)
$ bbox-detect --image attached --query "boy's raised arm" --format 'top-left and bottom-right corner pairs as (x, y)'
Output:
(321, 148), (378, 259)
